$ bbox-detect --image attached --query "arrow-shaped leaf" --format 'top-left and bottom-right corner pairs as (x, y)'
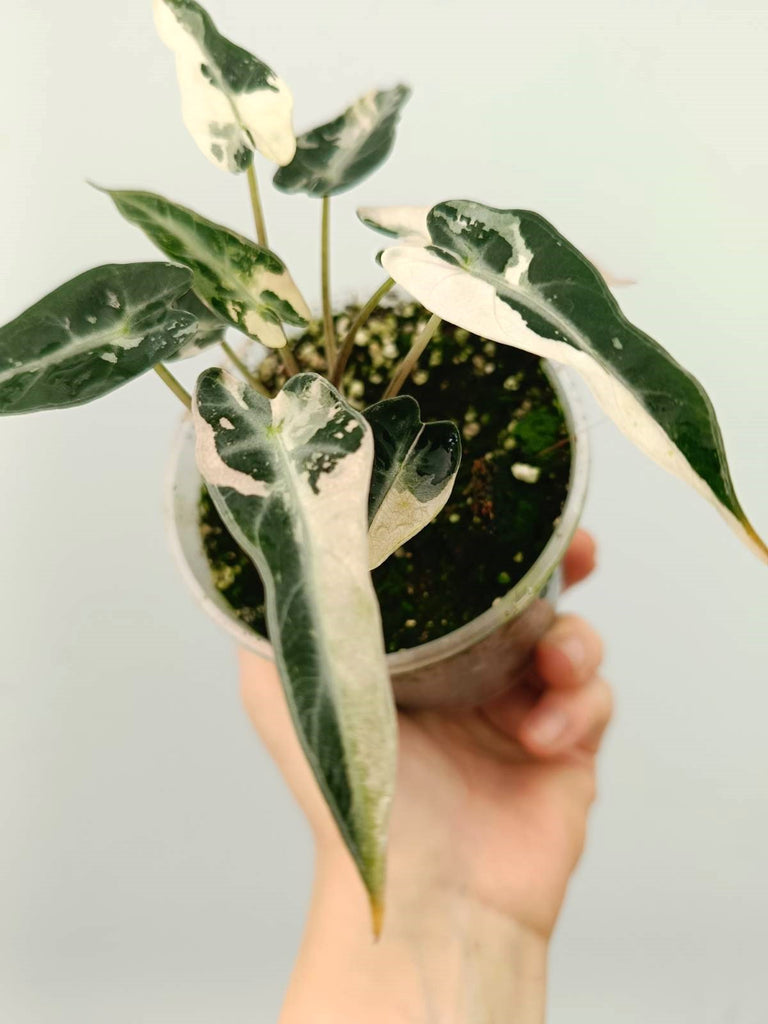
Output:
(154, 0), (295, 172)
(273, 85), (411, 197)
(100, 187), (310, 348)
(193, 369), (397, 926)
(168, 290), (227, 360)
(365, 396), (461, 568)
(0, 263), (196, 414)
(367, 200), (766, 561)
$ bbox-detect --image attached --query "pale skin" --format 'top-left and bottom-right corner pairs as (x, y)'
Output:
(240, 529), (611, 1023)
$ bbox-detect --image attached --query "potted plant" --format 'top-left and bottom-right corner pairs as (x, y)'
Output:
(1, 0), (764, 938)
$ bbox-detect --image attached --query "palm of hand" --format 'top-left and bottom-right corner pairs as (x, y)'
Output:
(241, 531), (608, 941)
(392, 697), (598, 939)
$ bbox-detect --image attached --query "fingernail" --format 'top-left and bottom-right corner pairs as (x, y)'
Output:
(526, 709), (569, 747)
(553, 634), (585, 670)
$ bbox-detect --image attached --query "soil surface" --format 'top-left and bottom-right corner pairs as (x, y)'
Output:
(199, 299), (573, 653)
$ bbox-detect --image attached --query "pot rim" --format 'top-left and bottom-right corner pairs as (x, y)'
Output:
(165, 360), (590, 673)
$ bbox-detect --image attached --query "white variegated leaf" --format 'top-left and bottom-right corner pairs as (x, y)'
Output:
(368, 200), (766, 561)
(154, 0), (295, 172)
(0, 263), (196, 414)
(193, 369), (397, 927)
(358, 204), (633, 289)
(273, 86), (411, 197)
(100, 187), (310, 348)
(365, 396), (461, 568)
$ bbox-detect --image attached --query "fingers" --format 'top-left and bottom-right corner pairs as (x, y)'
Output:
(518, 675), (613, 756)
(562, 529), (596, 590)
(534, 613), (604, 690)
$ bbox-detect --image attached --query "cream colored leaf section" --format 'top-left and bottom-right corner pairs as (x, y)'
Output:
(154, 0), (295, 171)
(381, 242), (766, 562)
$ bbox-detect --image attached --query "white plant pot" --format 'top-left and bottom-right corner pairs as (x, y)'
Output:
(165, 362), (589, 709)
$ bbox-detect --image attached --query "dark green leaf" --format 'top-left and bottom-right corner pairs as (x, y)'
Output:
(273, 85), (411, 197)
(0, 263), (195, 414)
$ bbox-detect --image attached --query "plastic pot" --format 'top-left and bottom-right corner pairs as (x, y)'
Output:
(165, 361), (589, 709)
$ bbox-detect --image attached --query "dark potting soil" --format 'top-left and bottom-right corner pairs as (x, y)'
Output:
(199, 300), (572, 654)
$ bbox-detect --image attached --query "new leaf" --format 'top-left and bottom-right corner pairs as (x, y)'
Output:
(365, 396), (461, 568)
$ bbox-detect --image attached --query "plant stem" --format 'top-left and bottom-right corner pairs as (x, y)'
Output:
(321, 196), (337, 366)
(247, 163), (268, 247)
(154, 363), (191, 410)
(383, 314), (441, 400)
(281, 344), (300, 378)
(220, 340), (269, 395)
(330, 277), (396, 387)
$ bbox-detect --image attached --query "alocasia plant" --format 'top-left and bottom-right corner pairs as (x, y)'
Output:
(0, 0), (764, 935)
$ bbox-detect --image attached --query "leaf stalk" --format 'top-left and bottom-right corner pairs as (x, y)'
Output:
(246, 163), (268, 247)
(154, 363), (192, 410)
(331, 277), (396, 387)
(321, 196), (337, 366)
(383, 314), (441, 399)
(220, 340), (269, 394)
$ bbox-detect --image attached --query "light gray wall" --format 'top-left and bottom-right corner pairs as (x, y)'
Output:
(1, 0), (766, 1020)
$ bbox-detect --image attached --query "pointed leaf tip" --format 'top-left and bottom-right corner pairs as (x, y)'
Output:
(193, 371), (397, 913)
(375, 199), (765, 564)
(370, 893), (386, 941)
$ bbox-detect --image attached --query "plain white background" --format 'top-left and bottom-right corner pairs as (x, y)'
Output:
(1, 0), (767, 1020)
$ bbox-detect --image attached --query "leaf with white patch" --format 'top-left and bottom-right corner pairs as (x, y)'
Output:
(273, 85), (411, 197)
(358, 204), (633, 289)
(99, 187), (310, 348)
(154, 0), (295, 172)
(193, 368), (397, 927)
(372, 200), (766, 561)
(168, 290), (228, 360)
(0, 263), (196, 414)
(365, 396), (461, 568)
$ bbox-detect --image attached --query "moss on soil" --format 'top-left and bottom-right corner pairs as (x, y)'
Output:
(199, 300), (572, 653)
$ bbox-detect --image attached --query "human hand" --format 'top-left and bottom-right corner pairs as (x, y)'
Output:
(240, 529), (610, 1023)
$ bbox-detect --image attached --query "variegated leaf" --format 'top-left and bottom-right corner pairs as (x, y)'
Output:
(273, 85), (411, 197)
(169, 290), (228, 360)
(154, 0), (295, 172)
(0, 263), (196, 414)
(365, 396), (461, 568)
(371, 200), (766, 561)
(193, 369), (397, 924)
(99, 187), (310, 348)
(358, 205), (634, 289)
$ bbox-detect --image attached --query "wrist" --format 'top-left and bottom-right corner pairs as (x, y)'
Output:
(280, 849), (548, 1024)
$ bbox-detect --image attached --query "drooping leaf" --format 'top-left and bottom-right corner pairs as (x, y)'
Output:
(368, 200), (766, 561)
(153, 0), (295, 172)
(364, 396), (461, 568)
(168, 290), (227, 360)
(193, 368), (397, 923)
(99, 187), (310, 348)
(0, 263), (196, 414)
(273, 85), (411, 198)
